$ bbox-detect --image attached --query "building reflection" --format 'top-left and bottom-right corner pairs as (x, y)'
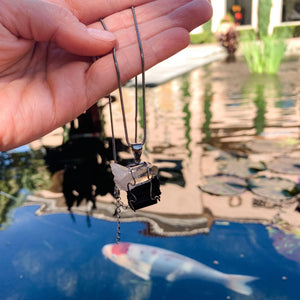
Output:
(16, 59), (300, 237)
(198, 59), (300, 232)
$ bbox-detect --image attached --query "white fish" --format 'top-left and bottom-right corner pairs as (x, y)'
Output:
(102, 242), (258, 296)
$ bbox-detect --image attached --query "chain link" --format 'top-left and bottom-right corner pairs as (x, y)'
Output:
(113, 186), (129, 243)
(115, 192), (122, 243)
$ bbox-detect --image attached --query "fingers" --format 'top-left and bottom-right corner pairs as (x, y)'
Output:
(103, 0), (212, 33)
(52, 0), (212, 25)
(0, 0), (116, 56)
(87, 0), (212, 53)
(86, 27), (190, 102)
(86, 0), (212, 102)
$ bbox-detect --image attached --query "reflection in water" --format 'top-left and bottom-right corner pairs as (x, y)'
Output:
(2, 58), (300, 237)
(43, 100), (131, 212)
(0, 150), (50, 229)
(253, 84), (266, 135)
(1, 58), (300, 299)
(180, 75), (192, 157)
(198, 58), (300, 234)
(155, 159), (185, 187)
(267, 224), (300, 264)
(243, 75), (282, 136)
(201, 83), (214, 142)
(45, 138), (115, 210)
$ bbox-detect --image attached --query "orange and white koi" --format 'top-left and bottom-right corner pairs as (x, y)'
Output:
(102, 242), (258, 296)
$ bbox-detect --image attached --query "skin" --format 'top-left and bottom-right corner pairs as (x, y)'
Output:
(0, 0), (212, 151)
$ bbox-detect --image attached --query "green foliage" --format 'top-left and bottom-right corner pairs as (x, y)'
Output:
(238, 28), (256, 41)
(241, 1), (294, 75)
(263, 37), (287, 74)
(253, 84), (266, 135)
(0, 150), (51, 229)
(180, 75), (192, 157)
(242, 35), (287, 74)
(273, 25), (299, 38)
(295, 25), (300, 37)
(258, 0), (272, 39)
(202, 19), (212, 32)
(202, 83), (213, 142)
(190, 32), (217, 44)
(190, 18), (215, 44)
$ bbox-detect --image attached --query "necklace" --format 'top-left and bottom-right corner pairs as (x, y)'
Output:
(100, 7), (161, 243)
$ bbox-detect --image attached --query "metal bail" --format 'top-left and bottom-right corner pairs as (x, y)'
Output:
(131, 143), (143, 164)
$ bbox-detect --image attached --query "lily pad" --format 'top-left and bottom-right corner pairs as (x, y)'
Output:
(267, 157), (300, 175)
(247, 176), (299, 202)
(199, 175), (247, 196)
(218, 158), (266, 178)
(246, 139), (296, 153)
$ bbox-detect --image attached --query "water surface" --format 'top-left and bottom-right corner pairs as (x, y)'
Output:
(1, 58), (300, 299)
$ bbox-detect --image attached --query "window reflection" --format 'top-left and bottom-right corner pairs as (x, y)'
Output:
(282, 0), (300, 22)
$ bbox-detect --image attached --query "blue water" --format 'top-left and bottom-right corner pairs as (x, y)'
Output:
(1, 205), (299, 300)
(1, 58), (300, 299)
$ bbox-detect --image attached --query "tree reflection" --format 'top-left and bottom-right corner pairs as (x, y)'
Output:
(45, 102), (129, 211)
(243, 74), (281, 135)
(202, 83), (214, 142)
(180, 75), (192, 157)
(0, 150), (50, 229)
(253, 84), (266, 135)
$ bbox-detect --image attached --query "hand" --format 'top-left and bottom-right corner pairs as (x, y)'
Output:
(0, 0), (212, 151)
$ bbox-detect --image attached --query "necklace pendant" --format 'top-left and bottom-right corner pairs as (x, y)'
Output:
(110, 161), (161, 211)
(126, 161), (161, 211)
(127, 173), (161, 211)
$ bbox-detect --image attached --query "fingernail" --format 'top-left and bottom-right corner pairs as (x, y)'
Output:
(87, 28), (115, 41)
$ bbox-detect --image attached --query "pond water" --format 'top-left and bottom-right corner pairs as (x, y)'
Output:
(1, 57), (300, 299)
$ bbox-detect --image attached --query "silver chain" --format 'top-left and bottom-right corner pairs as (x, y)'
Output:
(100, 6), (146, 147)
(100, 6), (146, 243)
(113, 186), (122, 243)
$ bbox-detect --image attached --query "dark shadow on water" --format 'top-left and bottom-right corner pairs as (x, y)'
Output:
(45, 137), (120, 211)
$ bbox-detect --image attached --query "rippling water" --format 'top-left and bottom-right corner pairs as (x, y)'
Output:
(1, 57), (300, 299)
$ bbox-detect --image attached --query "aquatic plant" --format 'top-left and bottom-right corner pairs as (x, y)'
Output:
(241, 0), (292, 74)
(242, 33), (287, 74)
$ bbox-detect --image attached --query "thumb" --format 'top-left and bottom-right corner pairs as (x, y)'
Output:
(1, 0), (116, 56)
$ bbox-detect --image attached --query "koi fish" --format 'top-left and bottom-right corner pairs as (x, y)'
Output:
(102, 242), (258, 296)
